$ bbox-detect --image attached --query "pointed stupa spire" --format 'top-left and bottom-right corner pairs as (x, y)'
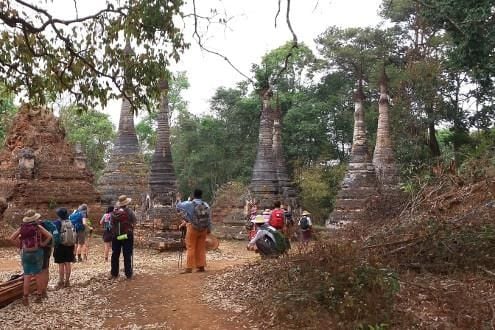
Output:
(149, 78), (177, 205)
(249, 88), (279, 209)
(328, 79), (379, 225)
(272, 95), (297, 207)
(97, 39), (149, 215)
(373, 67), (399, 187)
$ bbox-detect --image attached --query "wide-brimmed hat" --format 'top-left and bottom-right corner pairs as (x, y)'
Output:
(302, 210), (311, 216)
(251, 215), (266, 224)
(56, 207), (69, 220)
(205, 234), (219, 251)
(116, 195), (132, 207)
(23, 209), (41, 223)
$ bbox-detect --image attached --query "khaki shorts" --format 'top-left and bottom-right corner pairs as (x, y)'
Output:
(76, 231), (86, 245)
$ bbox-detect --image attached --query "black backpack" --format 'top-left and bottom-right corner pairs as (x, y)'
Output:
(299, 217), (310, 230)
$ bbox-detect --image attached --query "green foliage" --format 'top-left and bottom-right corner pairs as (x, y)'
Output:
(0, 0), (189, 111)
(295, 164), (346, 224)
(171, 87), (259, 201)
(136, 71), (189, 162)
(420, 0), (495, 91)
(0, 86), (16, 146)
(59, 106), (115, 179)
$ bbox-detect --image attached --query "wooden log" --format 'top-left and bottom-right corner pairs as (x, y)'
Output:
(0, 276), (37, 308)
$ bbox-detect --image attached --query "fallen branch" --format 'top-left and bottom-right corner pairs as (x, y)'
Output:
(478, 266), (495, 278)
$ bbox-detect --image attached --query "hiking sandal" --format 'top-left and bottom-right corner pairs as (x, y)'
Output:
(33, 294), (42, 303)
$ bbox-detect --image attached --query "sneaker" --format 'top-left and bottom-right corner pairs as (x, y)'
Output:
(64, 280), (70, 288)
(41, 291), (48, 299)
(55, 281), (64, 290)
(197, 267), (205, 272)
(22, 295), (28, 306)
(180, 268), (192, 274)
(107, 274), (117, 280)
(77, 255), (83, 262)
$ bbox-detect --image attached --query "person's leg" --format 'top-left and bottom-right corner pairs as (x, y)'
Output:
(56, 264), (64, 289)
(34, 273), (43, 302)
(122, 235), (134, 278)
(110, 239), (121, 278)
(195, 230), (207, 271)
(22, 274), (32, 305)
(83, 232), (89, 260)
(104, 242), (110, 261)
(64, 263), (72, 287)
(184, 224), (197, 272)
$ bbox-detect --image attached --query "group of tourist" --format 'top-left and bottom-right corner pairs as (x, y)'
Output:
(9, 194), (136, 306)
(9, 186), (312, 306)
(246, 201), (313, 258)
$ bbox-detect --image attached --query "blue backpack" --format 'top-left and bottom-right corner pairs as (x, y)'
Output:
(41, 220), (61, 246)
(69, 210), (85, 233)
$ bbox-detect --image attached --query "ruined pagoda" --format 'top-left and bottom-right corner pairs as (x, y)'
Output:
(97, 42), (148, 218)
(272, 100), (297, 209)
(249, 89), (279, 209)
(146, 79), (184, 250)
(0, 105), (102, 233)
(328, 82), (379, 224)
(373, 69), (399, 188)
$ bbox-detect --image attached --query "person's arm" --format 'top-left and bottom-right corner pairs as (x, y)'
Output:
(9, 228), (20, 243)
(38, 225), (52, 247)
(248, 229), (264, 247)
(129, 210), (137, 225)
(100, 214), (106, 225)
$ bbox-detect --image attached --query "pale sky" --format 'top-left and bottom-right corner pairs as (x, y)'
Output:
(172, 0), (383, 117)
(32, 0), (384, 125)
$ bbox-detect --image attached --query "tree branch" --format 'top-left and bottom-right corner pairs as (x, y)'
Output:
(191, 0), (253, 83)
(274, 0), (281, 28)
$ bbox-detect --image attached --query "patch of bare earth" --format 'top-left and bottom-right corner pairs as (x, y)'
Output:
(0, 238), (259, 329)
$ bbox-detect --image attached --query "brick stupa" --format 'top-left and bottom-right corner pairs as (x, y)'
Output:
(0, 105), (102, 237)
(249, 90), (279, 209)
(97, 43), (149, 220)
(328, 83), (379, 224)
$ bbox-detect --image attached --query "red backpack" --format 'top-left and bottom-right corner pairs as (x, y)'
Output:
(111, 208), (133, 237)
(20, 222), (40, 252)
(269, 209), (285, 230)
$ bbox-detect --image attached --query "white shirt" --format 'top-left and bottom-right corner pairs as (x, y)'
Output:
(248, 225), (277, 245)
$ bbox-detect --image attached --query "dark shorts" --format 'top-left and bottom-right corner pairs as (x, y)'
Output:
(42, 246), (52, 269)
(54, 244), (75, 264)
(76, 231), (86, 245)
(102, 230), (113, 243)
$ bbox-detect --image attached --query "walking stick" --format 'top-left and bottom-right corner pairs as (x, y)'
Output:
(178, 226), (187, 269)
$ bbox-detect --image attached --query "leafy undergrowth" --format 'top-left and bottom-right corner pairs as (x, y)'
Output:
(206, 171), (495, 329)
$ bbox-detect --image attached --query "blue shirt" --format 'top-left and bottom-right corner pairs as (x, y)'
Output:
(176, 198), (212, 230)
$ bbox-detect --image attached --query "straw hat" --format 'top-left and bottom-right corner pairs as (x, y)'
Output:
(302, 210), (311, 216)
(23, 209), (41, 223)
(251, 215), (266, 224)
(116, 195), (132, 207)
(205, 234), (219, 251)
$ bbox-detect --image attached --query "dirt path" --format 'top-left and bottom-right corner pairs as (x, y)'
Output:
(0, 238), (257, 329)
(102, 244), (255, 330)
